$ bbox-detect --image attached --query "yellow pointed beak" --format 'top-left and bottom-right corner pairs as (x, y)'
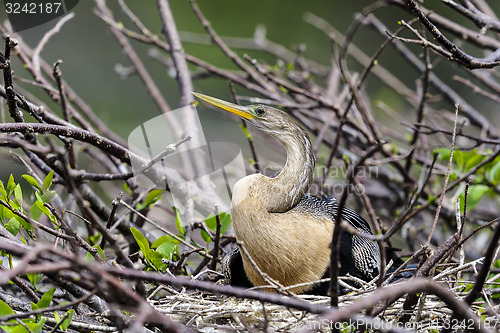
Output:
(192, 92), (254, 120)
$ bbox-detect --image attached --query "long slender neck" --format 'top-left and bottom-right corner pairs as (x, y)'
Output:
(260, 125), (315, 213)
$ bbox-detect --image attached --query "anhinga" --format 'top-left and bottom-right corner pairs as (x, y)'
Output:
(193, 92), (384, 294)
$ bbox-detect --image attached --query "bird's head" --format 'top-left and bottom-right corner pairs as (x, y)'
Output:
(193, 92), (299, 138)
(193, 92), (315, 212)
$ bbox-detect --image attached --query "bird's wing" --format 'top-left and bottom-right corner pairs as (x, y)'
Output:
(295, 195), (372, 232)
(222, 246), (253, 288)
(296, 195), (381, 279)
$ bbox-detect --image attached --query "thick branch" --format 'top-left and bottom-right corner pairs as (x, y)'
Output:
(0, 122), (130, 163)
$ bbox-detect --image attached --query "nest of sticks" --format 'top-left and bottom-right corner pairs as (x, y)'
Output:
(150, 259), (500, 332)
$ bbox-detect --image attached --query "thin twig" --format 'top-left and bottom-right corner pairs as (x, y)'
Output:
(426, 104), (459, 246)
(31, 12), (74, 77)
(208, 205), (222, 271)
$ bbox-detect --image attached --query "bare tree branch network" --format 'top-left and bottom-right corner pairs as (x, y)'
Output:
(0, 0), (500, 332)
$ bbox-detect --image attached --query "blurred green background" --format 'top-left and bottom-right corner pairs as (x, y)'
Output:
(0, 0), (372, 134)
(0, 0), (499, 179)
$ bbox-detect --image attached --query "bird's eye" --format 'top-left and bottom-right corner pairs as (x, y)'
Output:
(255, 107), (266, 117)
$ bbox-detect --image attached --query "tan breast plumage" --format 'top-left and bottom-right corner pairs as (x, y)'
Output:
(231, 175), (334, 293)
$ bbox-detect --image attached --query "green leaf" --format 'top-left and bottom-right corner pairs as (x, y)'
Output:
(434, 148), (451, 160)
(464, 151), (486, 171)
(122, 181), (132, 194)
(220, 213), (232, 233)
(6, 175), (15, 197)
(34, 201), (57, 225)
(205, 213), (231, 234)
(5, 217), (21, 236)
(88, 233), (102, 245)
(9, 325), (28, 333)
(459, 184), (490, 214)
(205, 214), (216, 231)
(33, 317), (46, 333)
(86, 245), (106, 262)
(173, 208), (185, 236)
(0, 180), (7, 198)
(220, 213), (231, 235)
(156, 242), (175, 259)
(22, 175), (41, 191)
(279, 85), (288, 94)
(32, 288), (55, 321)
(200, 229), (212, 244)
(434, 148), (488, 174)
(36, 201), (53, 220)
(58, 309), (74, 331)
(94, 244), (105, 261)
(427, 195), (437, 205)
(50, 214), (58, 226)
(0, 299), (15, 316)
(136, 189), (163, 210)
(150, 250), (166, 270)
(489, 160), (500, 185)
(8, 199), (20, 211)
(42, 171), (54, 192)
(27, 273), (42, 290)
(40, 191), (56, 204)
(144, 189), (163, 207)
(34, 190), (43, 203)
(35, 288), (55, 309)
(130, 227), (150, 260)
(8, 318), (45, 333)
(14, 184), (22, 207)
(15, 216), (31, 233)
(453, 150), (464, 171)
(30, 201), (43, 221)
(1, 206), (14, 221)
(152, 235), (179, 248)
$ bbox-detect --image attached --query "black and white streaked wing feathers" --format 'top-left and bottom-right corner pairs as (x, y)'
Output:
(295, 194), (381, 280)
